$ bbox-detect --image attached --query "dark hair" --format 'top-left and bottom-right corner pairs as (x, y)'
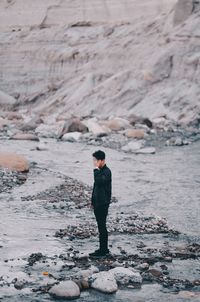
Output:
(92, 150), (105, 160)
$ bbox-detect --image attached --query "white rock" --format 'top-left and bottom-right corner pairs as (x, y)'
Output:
(90, 271), (118, 293)
(109, 267), (142, 285)
(62, 131), (82, 142)
(49, 280), (80, 299)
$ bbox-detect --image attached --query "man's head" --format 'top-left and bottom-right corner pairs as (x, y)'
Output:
(92, 150), (106, 169)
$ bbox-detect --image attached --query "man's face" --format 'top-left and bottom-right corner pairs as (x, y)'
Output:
(93, 157), (105, 168)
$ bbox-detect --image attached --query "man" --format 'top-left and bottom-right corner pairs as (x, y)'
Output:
(89, 150), (112, 257)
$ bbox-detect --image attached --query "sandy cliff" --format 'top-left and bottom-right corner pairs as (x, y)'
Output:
(0, 0), (199, 126)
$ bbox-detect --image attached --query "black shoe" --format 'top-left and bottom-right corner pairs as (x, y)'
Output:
(89, 249), (110, 257)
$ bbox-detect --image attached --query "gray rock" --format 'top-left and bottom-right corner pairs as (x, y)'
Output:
(49, 280), (80, 299)
(90, 271), (118, 293)
(109, 267), (142, 285)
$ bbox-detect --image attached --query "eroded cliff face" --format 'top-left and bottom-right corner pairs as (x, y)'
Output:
(0, 0), (199, 125)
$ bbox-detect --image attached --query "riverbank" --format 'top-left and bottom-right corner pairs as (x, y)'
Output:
(0, 139), (199, 301)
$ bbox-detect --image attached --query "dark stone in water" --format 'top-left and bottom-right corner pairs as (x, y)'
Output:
(27, 252), (45, 266)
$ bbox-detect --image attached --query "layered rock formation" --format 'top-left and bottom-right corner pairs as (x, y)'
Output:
(0, 0), (199, 126)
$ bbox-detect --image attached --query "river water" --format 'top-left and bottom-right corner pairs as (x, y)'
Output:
(0, 139), (199, 301)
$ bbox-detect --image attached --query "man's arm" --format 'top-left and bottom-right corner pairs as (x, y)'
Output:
(94, 168), (111, 186)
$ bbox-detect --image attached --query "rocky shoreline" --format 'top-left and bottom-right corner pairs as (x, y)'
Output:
(0, 168), (199, 300)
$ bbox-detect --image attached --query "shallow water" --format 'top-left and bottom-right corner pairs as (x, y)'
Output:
(0, 139), (199, 301)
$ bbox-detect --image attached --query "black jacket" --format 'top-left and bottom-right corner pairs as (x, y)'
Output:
(91, 164), (112, 208)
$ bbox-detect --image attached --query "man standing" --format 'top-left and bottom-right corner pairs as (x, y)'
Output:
(89, 150), (112, 257)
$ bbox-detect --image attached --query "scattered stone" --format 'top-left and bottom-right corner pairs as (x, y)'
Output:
(0, 169), (27, 193)
(49, 280), (80, 299)
(90, 271), (118, 293)
(0, 153), (29, 172)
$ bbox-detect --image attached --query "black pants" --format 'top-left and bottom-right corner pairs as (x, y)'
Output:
(94, 205), (109, 252)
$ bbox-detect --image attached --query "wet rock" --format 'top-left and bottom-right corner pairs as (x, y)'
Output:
(124, 129), (146, 139)
(62, 132), (82, 142)
(90, 271), (118, 293)
(10, 133), (39, 141)
(14, 280), (26, 290)
(49, 280), (80, 299)
(0, 153), (29, 172)
(73, 266), (99, 290)
(28, 252), (45, 266)
(109, 267), (142, 285)
(148, 268), (163, 278)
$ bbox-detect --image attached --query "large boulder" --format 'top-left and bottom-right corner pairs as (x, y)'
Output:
(109, 267), (142, 285)
(90, 271), (118, 294)
(49, 280), (80, 300)
(0, 153), (29, 172)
